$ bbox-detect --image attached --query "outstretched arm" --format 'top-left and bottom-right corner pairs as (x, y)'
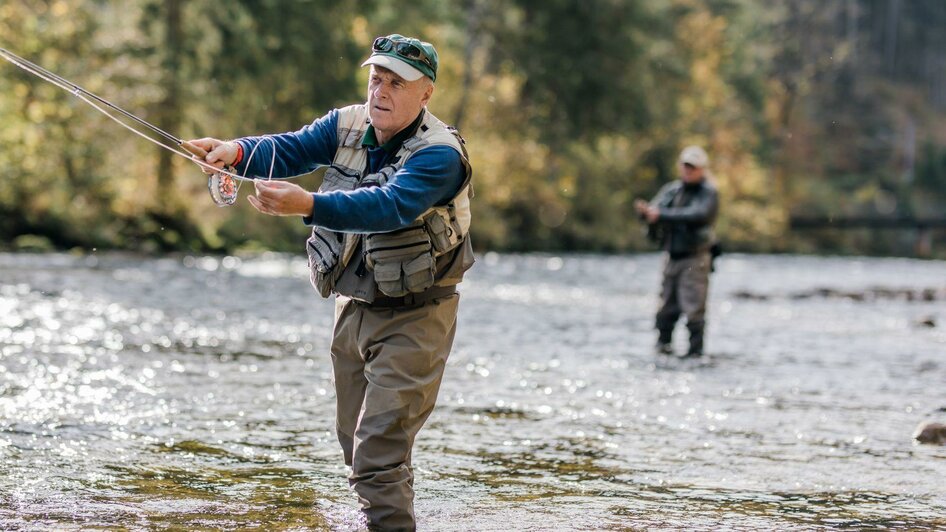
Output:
(655, 188), (718, 224)
(186, 109), (340, 179)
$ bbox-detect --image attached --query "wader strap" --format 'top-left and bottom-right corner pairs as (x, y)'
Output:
(358, 285), (457, 309)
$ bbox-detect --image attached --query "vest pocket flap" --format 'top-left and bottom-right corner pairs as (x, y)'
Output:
(366, 228), (428, 251)
(403, 254), (435, 293)
(426, 213), (447, 233)
(373, 261), (407, 297)
(403, 254), (435, 275)
(373, 262), (403, 282)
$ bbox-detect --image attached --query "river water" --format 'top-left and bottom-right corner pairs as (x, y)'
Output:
(0, 251), (944, 531)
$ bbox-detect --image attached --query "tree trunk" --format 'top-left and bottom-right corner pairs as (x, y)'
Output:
(156, 0), (182, 211)
(453, 0), (482, 131)
(884, 0), (900, 75)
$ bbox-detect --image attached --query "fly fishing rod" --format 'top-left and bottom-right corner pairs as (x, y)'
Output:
(0, 46), (268, 206)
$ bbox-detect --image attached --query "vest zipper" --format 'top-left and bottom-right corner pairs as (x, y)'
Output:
(329, 164), (361, 179)
(366, 241), (431, 254)
(375, 225), (426, 237)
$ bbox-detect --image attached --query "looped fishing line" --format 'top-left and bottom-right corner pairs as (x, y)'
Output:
(207, 137), (277, 206)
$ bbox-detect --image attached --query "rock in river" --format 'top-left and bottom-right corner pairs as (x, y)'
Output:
(913, 422), (946, 444)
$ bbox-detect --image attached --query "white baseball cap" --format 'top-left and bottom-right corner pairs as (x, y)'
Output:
(679, 145), (709, 168)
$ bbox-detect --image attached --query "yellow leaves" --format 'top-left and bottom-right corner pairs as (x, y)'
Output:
(13, 82), (29, 99)
(469, 134), (551, 207)
(557, 174), (576, 199)
(51, 1), (71, 17)
(25, 100), (46, 123)
(350, 17), (371, 47)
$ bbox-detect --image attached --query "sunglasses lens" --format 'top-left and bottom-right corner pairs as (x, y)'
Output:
(395, 42), (422, 60)
(372, 37), (393, 52)
(683, 163), (696, 170)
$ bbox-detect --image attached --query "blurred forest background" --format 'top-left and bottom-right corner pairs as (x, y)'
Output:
(1, 0), (946, 257)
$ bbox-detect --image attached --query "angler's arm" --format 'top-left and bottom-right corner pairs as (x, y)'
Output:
(635, 183), (676, 224)
(233, 109), (340, 179)
(304, 147), (465, 232)
(656, 188), (718, 224)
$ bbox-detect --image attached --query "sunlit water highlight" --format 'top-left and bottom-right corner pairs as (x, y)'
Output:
(1, 251), (944, 530)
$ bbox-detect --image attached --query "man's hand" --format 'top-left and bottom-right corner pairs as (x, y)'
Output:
(185, 138), (240, 174)
(634, 199), (660, 223)
(644, 206), (660, 223)
(248, 180), (315, 217)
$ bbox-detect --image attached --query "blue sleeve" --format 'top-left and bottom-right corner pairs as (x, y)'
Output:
(305, 146), (466, 232)
(234, 109), (339, 178)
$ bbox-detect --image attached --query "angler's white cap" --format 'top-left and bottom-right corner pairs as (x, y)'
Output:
(679, 145), (709, 168)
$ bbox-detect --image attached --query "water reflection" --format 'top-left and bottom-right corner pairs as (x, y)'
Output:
(1, 252), (944, 530)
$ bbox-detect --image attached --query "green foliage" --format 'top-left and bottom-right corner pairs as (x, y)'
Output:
(1, 0), (945, 256)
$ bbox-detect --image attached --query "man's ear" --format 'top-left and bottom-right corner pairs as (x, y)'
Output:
(420, 81), (434, 106)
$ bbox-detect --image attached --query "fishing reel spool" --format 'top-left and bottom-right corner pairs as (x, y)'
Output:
(208, 168), (239, 207)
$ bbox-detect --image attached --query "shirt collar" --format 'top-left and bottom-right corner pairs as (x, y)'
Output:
(362, 110), (425, 152)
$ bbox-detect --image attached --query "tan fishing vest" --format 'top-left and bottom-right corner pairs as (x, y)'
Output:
(305, 104), (474, 302)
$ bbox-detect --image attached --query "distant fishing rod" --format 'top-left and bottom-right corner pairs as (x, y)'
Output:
(0, 46), (275, 206)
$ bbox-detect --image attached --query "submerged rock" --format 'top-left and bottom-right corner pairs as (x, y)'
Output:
(913, 422), (946, 444)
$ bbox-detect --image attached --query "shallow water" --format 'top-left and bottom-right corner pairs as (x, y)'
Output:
(1, 251), (944, 531)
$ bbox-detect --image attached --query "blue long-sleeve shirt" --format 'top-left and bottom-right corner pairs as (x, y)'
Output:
(233, 109), (465, 233)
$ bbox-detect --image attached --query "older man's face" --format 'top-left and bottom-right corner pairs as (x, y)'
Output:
(366, 66), (433, 144)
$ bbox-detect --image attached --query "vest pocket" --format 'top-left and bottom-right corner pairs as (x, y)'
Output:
(306, 228), (342, 298)
(424, 208), (462, 253)
(365, 225), (436, 297)
(372, 262), (407, 297)
(403, 254), (436, 293)
(306, 230), (339, 273)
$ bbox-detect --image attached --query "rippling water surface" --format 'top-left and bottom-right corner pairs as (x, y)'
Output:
(1, 251), (944, 530)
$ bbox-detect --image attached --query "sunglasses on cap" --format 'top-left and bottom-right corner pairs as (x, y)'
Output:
(372, 36), (435, 70)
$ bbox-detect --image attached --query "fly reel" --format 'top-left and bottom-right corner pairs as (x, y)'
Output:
(208, 168), (239, 206)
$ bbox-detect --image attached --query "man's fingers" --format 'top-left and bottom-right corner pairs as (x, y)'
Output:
(180, 140), (208, 158)
(186, 138), (221, 153)
(184, 138), (227, 174)
(255, 179), (288, 191)
(206, 145), (230, 165)
(248, 194), (272, 214)
(251, 185), (280, 210)
(254, 180), (286, 200)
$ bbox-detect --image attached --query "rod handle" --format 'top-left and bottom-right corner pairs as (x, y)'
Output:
(180, 140), (208, 159)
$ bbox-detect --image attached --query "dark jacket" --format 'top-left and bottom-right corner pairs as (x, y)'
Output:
(645, 178), (718, 258)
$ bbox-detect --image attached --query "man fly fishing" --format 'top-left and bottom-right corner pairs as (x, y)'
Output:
(189, 34), (473, 531)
